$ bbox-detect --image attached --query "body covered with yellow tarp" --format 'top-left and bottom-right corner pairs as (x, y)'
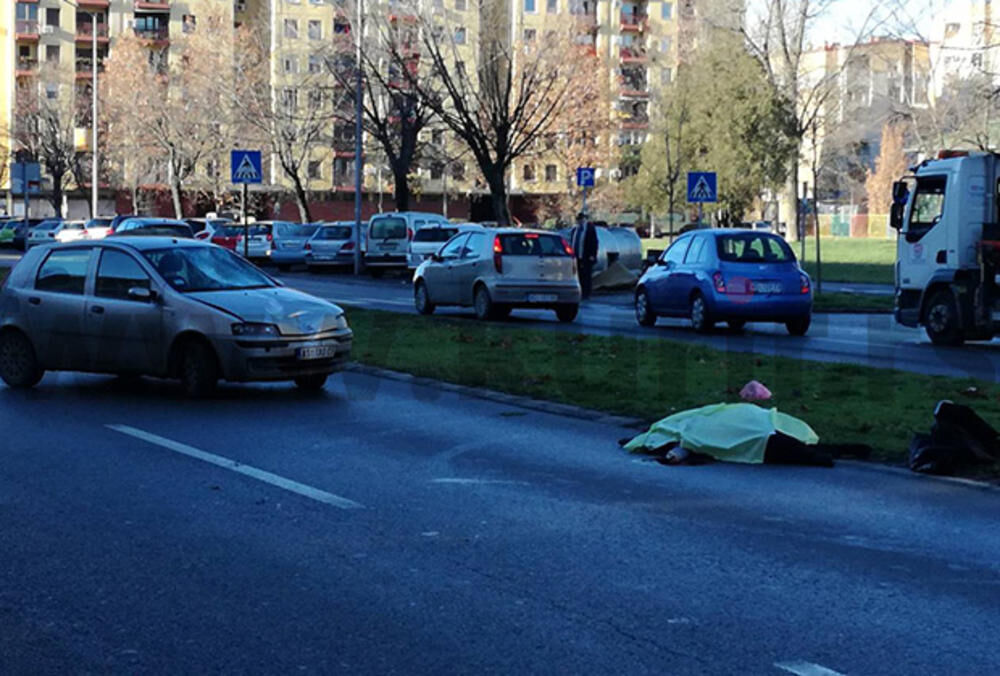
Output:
(624, 403), (819, 464)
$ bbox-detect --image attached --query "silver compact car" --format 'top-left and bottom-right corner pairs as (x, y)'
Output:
(413, 228), (581, 322)
(0, 237), (353, 395)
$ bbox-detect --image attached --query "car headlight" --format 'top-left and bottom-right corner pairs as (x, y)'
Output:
(334, 313), (348, 330)
(231, 322), (281, 337)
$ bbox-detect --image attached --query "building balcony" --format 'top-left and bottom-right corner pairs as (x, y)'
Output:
(16, 20), (40, 41)
(134, 26), (170, 43)
(573, 12), (598, 28)
(78, 0), (110, 8)
(135, 0), (170, 11)
(621, 12), (648, 31)
(619, 47), (649, 63)
(75, 59), (105, 77)
(76, 22), (109, 42)
(15, 57), (38, 78)
(619, 89), (650, 98)
(620, 119), (649, 130)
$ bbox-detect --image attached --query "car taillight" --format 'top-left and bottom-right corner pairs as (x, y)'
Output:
(493, 235), (503, 274)
(407, 228), (414, 241)
(304, 242), (311, 250)
(800, 273), (811, 295)
(342, 241), (354, 250)
(713, 272), (727, 293)
(561, 237), (574, 256)
(266, 233), (273, 242)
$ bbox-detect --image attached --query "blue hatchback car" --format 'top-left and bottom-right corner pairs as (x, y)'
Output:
(635, 229), (813, 335)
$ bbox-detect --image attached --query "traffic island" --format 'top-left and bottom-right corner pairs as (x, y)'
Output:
(346, 307), (1000, 481)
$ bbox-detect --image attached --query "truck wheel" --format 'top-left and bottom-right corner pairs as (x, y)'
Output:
(925, 289), (964, 346)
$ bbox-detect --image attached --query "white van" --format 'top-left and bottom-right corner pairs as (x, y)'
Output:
(365, 211), (450, 276)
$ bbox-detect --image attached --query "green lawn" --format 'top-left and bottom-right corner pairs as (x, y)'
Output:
(812, 292), (892, 313)
(641, 237), (896, 286)
(347, 308), (999, 471)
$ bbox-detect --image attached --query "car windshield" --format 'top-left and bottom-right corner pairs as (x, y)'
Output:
(143, 246), (275, 293)
(216, 225), (246, 237)
(35, 222), (60, 231)
(716, 233), (794, 263)
(316, 226), (352, 240)
(64, 222), (85, 230)
(497, 233), (569, 256)
(86, 219), (112, 228)
(413, 227), (458, 243)
(249, 224), (272, 236)
(371, 217), (407, 240)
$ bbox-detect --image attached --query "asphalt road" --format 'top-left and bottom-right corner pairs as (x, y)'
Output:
(277, 271), (1000, 383)
(2, 371), (998, 675)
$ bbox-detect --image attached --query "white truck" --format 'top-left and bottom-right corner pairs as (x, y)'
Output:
(892, 150), (1000, 345)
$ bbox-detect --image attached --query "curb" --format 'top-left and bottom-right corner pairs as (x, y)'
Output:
(344, 363), (647, 429)
(345, 362), (1000, 493)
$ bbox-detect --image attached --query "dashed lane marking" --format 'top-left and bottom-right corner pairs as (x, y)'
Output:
(775, 661), (846, 676)
(107, 425), (364, 510)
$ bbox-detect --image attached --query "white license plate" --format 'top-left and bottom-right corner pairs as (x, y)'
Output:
(379, 243), (396, 250)
(751, 282), (782, 294)
(528, 294), (558, 303)
(297, 345), (338, 360)
(312, 255), (332, 261)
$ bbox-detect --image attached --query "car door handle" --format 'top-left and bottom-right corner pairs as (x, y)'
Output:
(28, 297), (40, 306)
(90, 305), (105, 315)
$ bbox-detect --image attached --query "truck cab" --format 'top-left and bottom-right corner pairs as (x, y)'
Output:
(893, 151), (1000, 345)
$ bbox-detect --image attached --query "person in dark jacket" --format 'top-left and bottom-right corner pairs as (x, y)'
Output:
(572, 212), (599, 300)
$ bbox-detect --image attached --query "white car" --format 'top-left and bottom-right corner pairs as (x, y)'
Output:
(408, 223), (483, 270)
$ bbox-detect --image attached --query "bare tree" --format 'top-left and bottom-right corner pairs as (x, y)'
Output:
(381, 4), (589, 224)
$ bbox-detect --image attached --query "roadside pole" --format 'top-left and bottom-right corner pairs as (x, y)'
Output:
(22, 163), (29, 220)
(582, 185), (588, 217)
(576, 167), (595, 217)
(800, 181), (807, 263)
(242, 182), (249, 258)
(813, 182), (822, 295)
(230, 150), (262, 258)
(352, 0), (364, 276)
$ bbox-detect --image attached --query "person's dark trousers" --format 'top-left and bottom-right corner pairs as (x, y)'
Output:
(578, 260), (593, 299)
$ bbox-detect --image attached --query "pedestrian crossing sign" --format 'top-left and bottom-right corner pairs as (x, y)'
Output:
(687, 172), (717, 203)
(231, 150), (263, 184)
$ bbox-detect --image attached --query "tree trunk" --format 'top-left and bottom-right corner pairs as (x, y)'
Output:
(131, 182), (139, 215)
(49, 172), (64, 217)
(486, 170), (510, 225)
(291, 175), (312, 223)
(170, 177), (183, 219)
(393, 168), (410, 212)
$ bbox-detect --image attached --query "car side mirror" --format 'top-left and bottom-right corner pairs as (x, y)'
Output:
(658, 259), (671, 268)
(128, 286), (155, 302)
(431, 253), (443, 263)
(890, 202), (905, 231)
(892, 180), (909, 202)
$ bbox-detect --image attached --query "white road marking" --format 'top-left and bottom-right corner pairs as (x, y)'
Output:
(431, 478), (529, 486)
(775, 660), (846, 676)
(107, 425), (364, 510)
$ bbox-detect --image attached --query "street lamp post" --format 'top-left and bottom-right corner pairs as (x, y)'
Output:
(64, 1), (99, 220)
(352, 0), (364, 275)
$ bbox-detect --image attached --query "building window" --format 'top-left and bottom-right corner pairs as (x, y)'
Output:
(454, 26), (466, 44)
(45, 7), (59, 27)
(182, 14), (196, 33)
(523, 164), (536, 182)
(430, 162), (444, 180)
(661, 67), (672, 85)
(661, 2), (672, 19)
(308, 161), (323, 179)
(45, 83), (59, 100)
(308, 89), (324, 109)
(283, 55), (298, 73)
(455, 0), (466, 10)
(524, 28), (536, 41)
(545, 164), (557, 182)
(309, 54), (322, 73)
(525, 0), (536, 11)
(660, 37), (672, 53)
(308, 19), (322, 40)
(46, 45), (59, 63)
(547, 0), (558, 12)
(281, 88), (298, 111)
(284, 18), (298, 39)
(452, 163), (465, 181)
(432, 129), (444, 145)
(334, 20), (350, 34)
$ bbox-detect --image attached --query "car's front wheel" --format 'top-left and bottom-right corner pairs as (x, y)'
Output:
(415, 281), (436, 315)
(635, 288), (656, 327)
(0, 330), (43, 389)
(179, 340), (218, 398)
(295, 373), (328, 392)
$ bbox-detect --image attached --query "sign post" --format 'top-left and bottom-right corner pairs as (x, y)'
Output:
(11, 162), (41, 219)
(576, 167), (595, 217)
(231, 150), (263, 258)
(687, 171), (718, 225)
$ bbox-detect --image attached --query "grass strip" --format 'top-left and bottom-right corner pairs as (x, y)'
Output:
(346, 307), (1000, 474)
(812, 292), (892, 313)
(0, 267), (8, 284)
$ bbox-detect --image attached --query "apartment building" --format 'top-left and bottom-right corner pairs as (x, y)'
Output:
(4, 0), (233, 215)
(929, 0), (1000, 98)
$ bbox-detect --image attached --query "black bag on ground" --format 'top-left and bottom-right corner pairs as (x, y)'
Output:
(932, 401), (1000, 463)
(908, 432), (970, 475)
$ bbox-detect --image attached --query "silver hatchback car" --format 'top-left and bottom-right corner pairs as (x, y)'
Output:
(0, 237), (353, 395)
(413, 228), (581, 322)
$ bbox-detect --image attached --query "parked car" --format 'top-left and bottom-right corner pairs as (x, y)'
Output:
(266, 221), (319, 270)
(186, 217), (233, 241)
(54, 220), (89, 244)
(365, 211), (450, 276)
(305, 222), (357, 270)
(242, 223), (274, 261)
(26, 219), (65, 249)
(110, 217), (194, 238)
(408, 222), (483, 270)
(108, 214), (135, 233)
(0, 219), (17, 247)
(634, 229), (812, 335)
(84, 217), (114, 240)
(413, 229), (581, 322)
(210, 223), (245, 250)
(9, 218), (46, 252)
(0, 237), (353, 395)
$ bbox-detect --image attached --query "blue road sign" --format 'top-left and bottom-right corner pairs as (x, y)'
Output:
(576, 167), (596, 188)
(231, 150), (263, 184)
(687, 172), (717, 203)
(10, 162), (41, 196)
